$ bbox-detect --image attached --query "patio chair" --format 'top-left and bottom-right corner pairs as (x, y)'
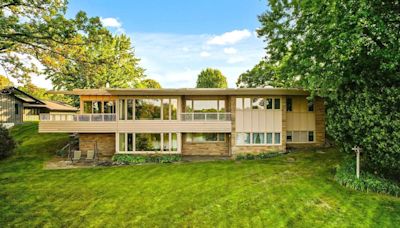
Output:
(72, 150), (81, 163)
(86, 150), (95, 161)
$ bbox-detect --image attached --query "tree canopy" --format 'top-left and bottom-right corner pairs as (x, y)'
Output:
(196, 68), (228, 88)
(255, 0), (400, 178)
(0, 75), (13, 88)
(237, 60), (284, 88)
(139, 79), (162, 89)
(0, 0), (104, 83)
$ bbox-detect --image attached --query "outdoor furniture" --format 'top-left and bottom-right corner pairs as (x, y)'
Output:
(86, 150), (95, 161)
(72, 150), (81, 163)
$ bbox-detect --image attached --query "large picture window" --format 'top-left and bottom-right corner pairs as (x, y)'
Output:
(135, 99), (161, 120)
(185, 99), (225, 113)
(84, 100), (115, 114)
(118, 132), (179, 152)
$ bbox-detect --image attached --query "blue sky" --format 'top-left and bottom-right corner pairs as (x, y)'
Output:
(30, 0), (268, 88)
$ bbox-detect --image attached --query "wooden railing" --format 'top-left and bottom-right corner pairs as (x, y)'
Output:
(40, 113), (117, 122)
(180, 112), (231, 121)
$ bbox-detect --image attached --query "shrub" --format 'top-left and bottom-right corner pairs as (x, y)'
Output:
(112, 154), (181, 165)
(236, 152), (281, 161)
(335, 158), (400, 197)
(0, 125), (15, 159)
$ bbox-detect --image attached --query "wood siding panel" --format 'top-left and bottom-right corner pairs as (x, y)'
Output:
(0, 94), (23, 124)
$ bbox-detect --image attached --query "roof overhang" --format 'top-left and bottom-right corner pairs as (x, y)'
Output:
(47, 88), (310, 96)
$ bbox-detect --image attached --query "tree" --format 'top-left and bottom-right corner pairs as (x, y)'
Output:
(196, 68), (228, 88)
(0, 125), (15, 160)
(41, 33), (145, 90)
(237, 61), (284, 88)
(256, 0), (400, 178)
(0, 0), (104, 83)
(139, 79), (162, 88)
(0, 75), (13, 88)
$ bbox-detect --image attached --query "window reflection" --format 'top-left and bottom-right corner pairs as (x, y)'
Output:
(135, 99), (161, 120)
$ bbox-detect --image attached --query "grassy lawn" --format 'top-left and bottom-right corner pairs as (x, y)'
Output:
(1, 123), (399, 227)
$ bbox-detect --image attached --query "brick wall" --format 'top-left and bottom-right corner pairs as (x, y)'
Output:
(79, 133), (115, 157)
(181, 134), (229, 156)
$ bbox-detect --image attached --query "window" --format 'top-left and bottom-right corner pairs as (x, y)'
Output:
(104, 101), (115, 113)
(135, 99), (161, 120)
(14, 104), (19, 115)
(308, 101), (314, 112)
(83, 101), (92, 114)
(119, 133), (126, 151)
(287, 132), (293, 142)
(171, 99), (178, 120)
(266, 133), (273, 144)
(274, 98), (281, 109)
(287, 131), (315, 143)
(236, 98), (243, 110)
(252, 98), (265, 109)
(308, 131), (314, 142)
(163, 133), (169, 151)
(286, 98), (292, 112)
(119, 99), (125, 120)
(193, 100), (218, 112)
(135, 133), (161, 151)
(244, 98), (251, 109)
(236, 133), (251, 145)
(252, 133), (265, 144)
(266, 98), (273, 109)
(171, 133), (178, 151)
(92, 101), (102, 113)
(127, 133), (134, 151)
(274, 133), (281, 144)
(163, 99), (170, 120)
(127, 99), (134, 120)
(186, 133), (225, 143)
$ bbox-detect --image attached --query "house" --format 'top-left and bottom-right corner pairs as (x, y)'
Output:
(0, 86), (77, 127)
(38, 88), (325, 157)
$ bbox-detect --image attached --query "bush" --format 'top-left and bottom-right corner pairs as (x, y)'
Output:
(112, 154), (181, 165)
(236, 152), (281, 161)
(335, 158), (400, 197)
(0, 125), (15, 159)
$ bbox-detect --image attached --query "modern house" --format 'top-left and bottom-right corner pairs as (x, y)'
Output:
(0, 86), (77, 126)
(38, 88), (325, 157)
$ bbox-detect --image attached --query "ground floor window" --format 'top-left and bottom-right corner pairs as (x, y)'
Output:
(186, 133), (225, 143)
(287, 131), (314, 143)
(236, 132), (281, 145)
(118, 132), (178, 152)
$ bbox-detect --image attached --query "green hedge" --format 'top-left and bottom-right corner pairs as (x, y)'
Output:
(112, 154), (181, 164)
(335, 158), (400, 197)
(236, 152), (281, 160)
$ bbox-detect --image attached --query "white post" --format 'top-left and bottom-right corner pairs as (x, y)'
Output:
(352, 146), (362, 179)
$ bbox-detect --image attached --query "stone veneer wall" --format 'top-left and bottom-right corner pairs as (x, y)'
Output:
(181, 133), (229, 156)
(79, 133), (115, 157)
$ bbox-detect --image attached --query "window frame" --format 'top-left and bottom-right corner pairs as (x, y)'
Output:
(236, 132), (282, 146)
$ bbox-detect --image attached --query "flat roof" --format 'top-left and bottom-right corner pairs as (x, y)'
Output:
(48, 88), (310, 96)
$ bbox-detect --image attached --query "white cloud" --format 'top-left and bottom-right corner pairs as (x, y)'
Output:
(223, 47), (237, 55)
(100, 17), (122, 28)
(200, 51), (210, 57)
(207, 29), (252, 45)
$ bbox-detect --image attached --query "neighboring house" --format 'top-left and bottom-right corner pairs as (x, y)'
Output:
(39, 88), (325, 157)
(0, 87), (77, 126)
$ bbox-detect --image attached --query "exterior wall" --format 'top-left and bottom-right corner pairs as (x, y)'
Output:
(79, 133), (116, 157)
(0, 94), (23, 124)
(181, 133), (229, 156)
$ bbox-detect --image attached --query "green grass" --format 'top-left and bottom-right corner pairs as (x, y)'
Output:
(0, 123), (399, 227)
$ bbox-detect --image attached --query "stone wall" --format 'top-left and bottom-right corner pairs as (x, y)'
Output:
(181, 134), (229, 156)
(79, 133), (115, 157)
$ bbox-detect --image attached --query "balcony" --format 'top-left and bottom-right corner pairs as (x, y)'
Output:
(181, 112), (231, 121)
(40, 114), (116, 122)
(39, 113), (232, 133)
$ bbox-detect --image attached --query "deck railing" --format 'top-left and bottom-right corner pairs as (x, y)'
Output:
(180, 112), (231, 121)
(40, 113), (116, 122)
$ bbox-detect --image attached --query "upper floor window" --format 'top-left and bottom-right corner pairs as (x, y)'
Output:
(308, 101), (314, 112)
(119, 98), (177, 120)
(84, 100), (115, 114)
(185, 99), (225, 113)
(135, 99), (161, 120)
(236, 97), (281, 110)
(286, 98), (293, 112)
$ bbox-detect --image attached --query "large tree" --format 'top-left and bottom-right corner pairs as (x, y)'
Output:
(41, 33), (145, 90)
(18, 82), (72, 104)
(0, 75), (13, 88)
(196, 68), (228, 88)
(236, 60), (284, 88)
(0, 0), (104, 83)
(256, 0), (400, 178)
